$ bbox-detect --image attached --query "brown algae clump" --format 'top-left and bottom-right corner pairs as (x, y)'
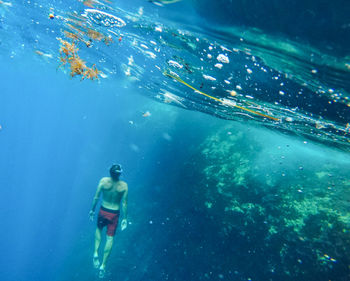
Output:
(58, 38), (100, 80)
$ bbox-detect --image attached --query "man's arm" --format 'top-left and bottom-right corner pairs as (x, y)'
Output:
(89, 179), (104, 220)
(120, 184), (128, 230)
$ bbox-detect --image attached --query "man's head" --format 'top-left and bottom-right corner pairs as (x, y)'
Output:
(109, 164), (123, 180)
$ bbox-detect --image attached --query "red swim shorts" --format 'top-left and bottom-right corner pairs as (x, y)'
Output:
(97, 206), (120, 236)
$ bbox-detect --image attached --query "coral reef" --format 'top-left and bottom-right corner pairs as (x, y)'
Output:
(192, 124), (350, 280)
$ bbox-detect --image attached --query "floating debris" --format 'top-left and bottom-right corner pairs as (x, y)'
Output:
(203, 74), (216, 81)
(164, 71), (280, 121)
(315, 121), (326, 129)
(124, 66), (131, 76)
(217, 54), (229, 64)
(35, 50), (53, 59)
(128, 55), (134, 66)
(144, 51), (156, 59)
(345, 123), (350, 133)
(154, 26), (163, 32)
(227, 90), (237, 96)
(58, 38), (100, 80)
(167, 60), (183, 69)
(0, 1), (12, 7)
(142, 111), (151, 117)
(221, 98), (237, 107)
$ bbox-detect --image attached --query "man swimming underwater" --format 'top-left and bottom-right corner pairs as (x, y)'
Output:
(89, 164), (128, 278)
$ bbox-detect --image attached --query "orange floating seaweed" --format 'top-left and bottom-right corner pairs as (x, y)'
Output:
(58, 38), (78, 57)
(57, 38), (100, 81)
(69, 56), (87, 77)
(82, 64), (101, 80)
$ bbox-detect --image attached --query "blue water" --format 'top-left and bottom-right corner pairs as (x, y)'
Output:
(1, 1), (350, 281)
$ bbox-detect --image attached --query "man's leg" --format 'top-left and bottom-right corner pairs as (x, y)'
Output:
(100, 235), (114, 271)
(93, 227), (102, 268)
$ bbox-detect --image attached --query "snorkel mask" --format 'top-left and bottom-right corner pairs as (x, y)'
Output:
(110, 164), (123, 180)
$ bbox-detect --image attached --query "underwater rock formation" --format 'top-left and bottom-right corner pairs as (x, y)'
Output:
(190, 124), (350, 280)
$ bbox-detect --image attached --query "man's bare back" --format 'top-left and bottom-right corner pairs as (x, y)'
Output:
(99, 177), (128, 210)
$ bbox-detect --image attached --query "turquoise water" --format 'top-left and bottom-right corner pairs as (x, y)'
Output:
(0, 1), (349, 280)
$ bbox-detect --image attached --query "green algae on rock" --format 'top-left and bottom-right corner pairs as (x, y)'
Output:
(190, 123), (350, 280)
